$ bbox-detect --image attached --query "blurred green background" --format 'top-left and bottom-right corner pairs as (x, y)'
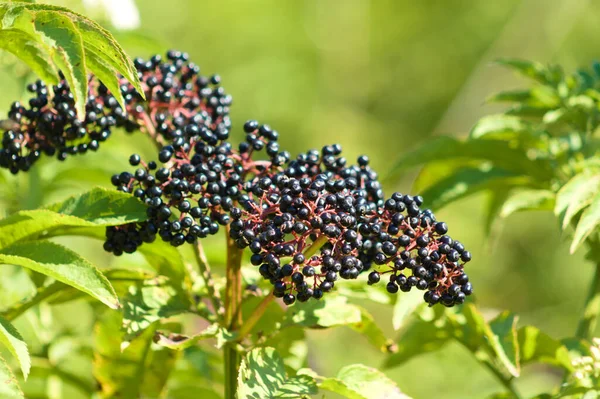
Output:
(1, 0), (599, 397)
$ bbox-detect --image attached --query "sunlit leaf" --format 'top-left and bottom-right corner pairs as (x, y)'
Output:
(388, 136), (552, 182)
(155, 323), (235, 350)
(318, 364), (411, 399)
(449, 305), (520, 378)
(8, 8), (87, 117)
(0, 355), (23, 399)
(0, 2), (144, 116)
(383, 315), (451, 369)
(392, 290), (423, 331)
(238, 347), (317, 398)
(517, 326), (572, 370)
(0, 187), (146, 249)
(555, 173), (594, 222)
(561, 175), (600, 230)
(0, 29), (57, 84)
(283, 295), (393, 352)
(85, 45), (125, 109)
(0, 241), (119, 309)
(500, 189), (555, 218)
(419, 166), (529, 211)
(496, 58), (559, 85)
(469, 114), (536, 141)
(284, 295), (361, 328)
(94, 312), (178, 398)
(122, 277), (192, 341)
(0, 316), (29, 379)
(571, 191), (600, 253)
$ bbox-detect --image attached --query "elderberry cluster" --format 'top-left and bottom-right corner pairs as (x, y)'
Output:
(0, 50), (230, 173)
(0, 79), (127, 173)
(104, 135), (238, 254)
(361, 194), (472, 307)
(0, 48), (474, 307)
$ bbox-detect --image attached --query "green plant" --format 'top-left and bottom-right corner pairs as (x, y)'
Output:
(386, 58), (600, 397)
(0, 2), (598, 399)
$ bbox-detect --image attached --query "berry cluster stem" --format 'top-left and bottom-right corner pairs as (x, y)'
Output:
(193, 239), (224, 319)
(481, 362), (522, 399)
(236, 292), (275, 342)
(224, 224), (244, 399)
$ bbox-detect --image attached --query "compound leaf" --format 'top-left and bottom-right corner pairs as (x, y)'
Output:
(0, 241), (119, 309)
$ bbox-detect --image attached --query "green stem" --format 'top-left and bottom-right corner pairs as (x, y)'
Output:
(236, 293), (274, 342)
(223, 225), (243, 399)
(2, 282), (65, 321)
(224, 343), (240, 399)
(575, 261), (600, 339)
(482, 362), (522, 399)
(193, 239), (224, 320)
(303, 235), (329, 258)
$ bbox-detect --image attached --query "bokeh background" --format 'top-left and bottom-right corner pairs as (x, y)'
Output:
(1, 0), (598, 397)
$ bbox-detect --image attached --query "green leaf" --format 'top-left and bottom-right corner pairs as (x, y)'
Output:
(449, 305), (520, 378)
(0, 316), (29, 379)
(0, 241), (119, 309)
(122, 277), (191, 341)
(45, 187), (147, 223)
(283, 295), (393, 352)
(517, 326), (572, 370)
(0, 355), (24, 399)
(387, 136), (552, 182)
(137, 239), (190, 295)
(486, 89), (533, 103)
(0, 29), (57, 83)
(469, 114), (536, 141)
(1, 280), (65, 321)
(320, 365), (411, 399)
(555, 173), (594, 221)
(0, 187), (147, 249)
(0, 3), (144, 113)
(571, 190), (600, 253)
(500, 189), (555, 218)
(85, 45), (125, 109)
(488, 311), (520, 377)
(419, 166), (528, 211)
(486, 86), (559, 108)
(284, 295), (361, 328)
(238, 347), (317, 399)
(483, 188), (510, 236)
(392, 290), (423, 331)
(496, 58), (557, 85)
(384, 314), (451, 369)
(505, 104), (551, 117)
(561, 175), (600, 230)
(7, 8), (87, 118)
(155, 323), (235, 350)
(37, 4), (142, 96)
(350, 306), (395, 353)
(94, 312), (178, 398)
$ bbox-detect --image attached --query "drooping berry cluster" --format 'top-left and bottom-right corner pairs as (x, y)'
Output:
(1, 49), (474, 307)
(103, 118), (288, 255)
(104, 132), (238, 254)
(361, 194), (473, 307)
(0, 79), (126, 173)
(0, 50), (230, 173)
